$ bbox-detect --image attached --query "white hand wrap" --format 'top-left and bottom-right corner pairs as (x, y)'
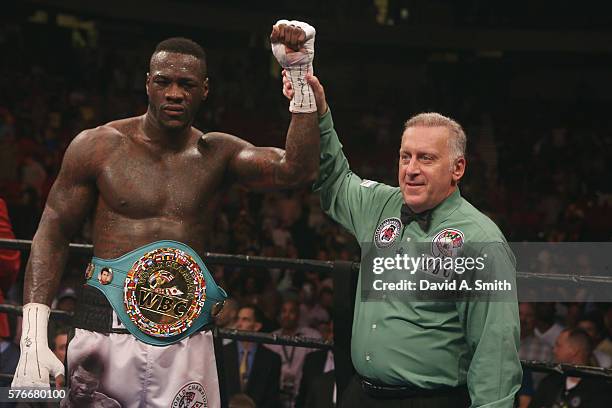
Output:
(272, 19), (317, 113)
(11, 303), (65, 388)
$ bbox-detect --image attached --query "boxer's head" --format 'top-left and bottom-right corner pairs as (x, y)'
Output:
(147, 37), (209, 130)
(399, 113), (466, 213)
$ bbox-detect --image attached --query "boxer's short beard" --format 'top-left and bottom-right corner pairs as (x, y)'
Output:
(150, 102), (191, 131)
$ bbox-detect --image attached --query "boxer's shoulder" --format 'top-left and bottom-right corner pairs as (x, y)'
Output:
(67, 121), (126, 161)
(74, 117), (132, 148)
(63, 120), (133, 178)
(105, 115), (140, 132)
(199, 131), (252, 155)
(200, 130), (247, 144)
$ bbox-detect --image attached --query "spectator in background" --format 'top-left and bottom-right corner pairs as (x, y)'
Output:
(562, 302), (585, 330)
(215, 297), (240, 330)
(45, 288), (77, 348)
(215, 297), (242, 345)
(534, 302), (565, 349)
(20, 155), (47, 198)
(11, 186), (42, 239)
(0, 197), (21, 385)
(519, 303), (553, 371)
(0, 109), (19, 186)
(259, 285), (283, 332)
(529, 329), (612, 407)
(52, 327), (69, 364)
(577, 313), (612, 368)
(229, 393), (257, 408)
(600, 304), (612, 356)
(0, 332), (20, 388)
(518, 303), (552, 408)
(316, 319), (334, 343)
(517, 371), (535, 408)
(0, 198), (20, 389)
(52, 287), (78, 313)
(299, 282), (329, 329)
(223, 305), (281, 408)
(318, 286), (334, 315)
(266, 299), (321, 408)
(296, 319), (335, 408)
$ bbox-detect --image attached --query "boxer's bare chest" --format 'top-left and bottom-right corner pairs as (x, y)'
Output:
(89, 123), (231, 255)
(97, 139), (224, 218)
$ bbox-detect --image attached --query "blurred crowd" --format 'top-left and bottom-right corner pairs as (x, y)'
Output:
(1, 12), (611, 408)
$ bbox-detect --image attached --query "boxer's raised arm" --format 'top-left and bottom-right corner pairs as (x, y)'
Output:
(226, 115), (319, 191)
(226, 20), (320, 191)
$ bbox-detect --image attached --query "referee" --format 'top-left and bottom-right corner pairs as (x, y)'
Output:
(283, 73), (521, 407)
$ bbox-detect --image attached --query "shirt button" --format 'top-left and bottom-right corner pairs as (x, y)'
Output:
(406, 236), (411, 242)
(365, 353), (371, 361)
(372, 323), (377, 329)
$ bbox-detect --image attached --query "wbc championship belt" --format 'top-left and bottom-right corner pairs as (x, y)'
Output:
(84, 240), (227, 346)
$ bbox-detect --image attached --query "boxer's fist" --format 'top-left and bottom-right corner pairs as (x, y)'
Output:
(11, 303), (65, 388)
(270, 20), (315, 68)
(271, 20), (317, 113)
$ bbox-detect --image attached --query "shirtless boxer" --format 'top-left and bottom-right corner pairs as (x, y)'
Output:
(11, 20), (318, 408)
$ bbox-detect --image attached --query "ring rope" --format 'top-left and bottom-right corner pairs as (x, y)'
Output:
(1, 238), (612, 285)
(0, 238), (345, 272)
(0, 303), (332, 349)
(1, 304), (612, 379)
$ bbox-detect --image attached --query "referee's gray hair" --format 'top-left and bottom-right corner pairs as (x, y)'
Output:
(403, 113), (467, 162)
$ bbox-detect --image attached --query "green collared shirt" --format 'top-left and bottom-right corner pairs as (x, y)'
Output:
(314, 110), (521, 408)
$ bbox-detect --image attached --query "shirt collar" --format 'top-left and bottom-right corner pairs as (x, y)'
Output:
(238, 341), (257, 355)
(430, 188), (462, 224)
(402, 188), (462, 234)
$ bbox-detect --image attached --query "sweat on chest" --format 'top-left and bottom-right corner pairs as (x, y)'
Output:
(96, 157), (223, 216)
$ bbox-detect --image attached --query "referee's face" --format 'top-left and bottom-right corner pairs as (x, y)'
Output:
(399, 126), (464, 213)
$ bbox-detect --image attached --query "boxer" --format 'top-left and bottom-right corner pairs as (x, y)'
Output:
(12, 20), (319, 408)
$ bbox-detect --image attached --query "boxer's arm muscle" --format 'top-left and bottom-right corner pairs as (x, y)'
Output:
(24, 129), (101, 304)
(228, 112), (319, 191)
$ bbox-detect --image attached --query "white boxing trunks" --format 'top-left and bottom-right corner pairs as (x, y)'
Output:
(65, 240), (227, 407)
(65, 322), (220, 408)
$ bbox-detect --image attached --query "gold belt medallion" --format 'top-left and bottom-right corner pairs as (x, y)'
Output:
(124, 247), (207, 337)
